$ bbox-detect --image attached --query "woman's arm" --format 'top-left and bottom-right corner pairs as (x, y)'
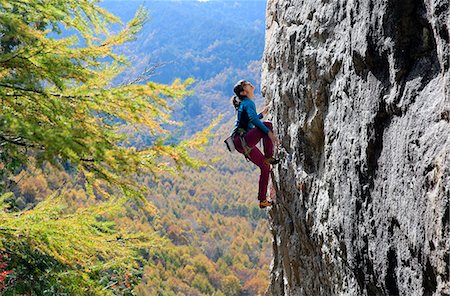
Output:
(246, 100), (270, 134)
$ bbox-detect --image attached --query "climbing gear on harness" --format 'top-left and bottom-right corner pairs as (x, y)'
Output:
(259, 199), (273, 209)
(237, 128), (252, 160)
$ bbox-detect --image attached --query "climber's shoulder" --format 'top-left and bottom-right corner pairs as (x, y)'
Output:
(241, 98), (256, 111)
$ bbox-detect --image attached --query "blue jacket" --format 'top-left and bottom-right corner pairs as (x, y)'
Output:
(232, 97), (270, 135)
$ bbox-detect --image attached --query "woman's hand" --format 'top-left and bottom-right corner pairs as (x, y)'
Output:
(261, 104), (270, 116)
(268, 131), (279, 145)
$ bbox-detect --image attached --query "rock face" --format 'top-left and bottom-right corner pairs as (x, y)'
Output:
(261, 0), (449, 295)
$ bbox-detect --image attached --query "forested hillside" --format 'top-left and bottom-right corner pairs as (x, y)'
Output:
(102, 0), (267, 135)
(0, 0), (272, 295)
(134, 122), (273, 295)
(102, 0), (266, 83)
(8, 126), (272, 295)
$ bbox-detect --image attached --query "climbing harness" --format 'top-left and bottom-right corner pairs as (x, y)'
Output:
(223, 128), (252, 160)
(237, 128), (252, 161)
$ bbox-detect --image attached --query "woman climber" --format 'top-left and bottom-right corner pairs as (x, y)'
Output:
(230, 80), (279, 209)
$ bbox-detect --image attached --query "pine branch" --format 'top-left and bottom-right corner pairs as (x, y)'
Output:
(121, 61), (168, 86)
(0, 135), (31, 148)
(0, 83), (98, 100)
(0, 44), (45, 65)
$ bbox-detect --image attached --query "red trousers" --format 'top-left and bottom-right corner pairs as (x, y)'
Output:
(233, 122), (274, 201)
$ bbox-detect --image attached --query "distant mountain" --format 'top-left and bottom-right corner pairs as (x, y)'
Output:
(101, 0), (267, 136)
(102, 0), (266, 83)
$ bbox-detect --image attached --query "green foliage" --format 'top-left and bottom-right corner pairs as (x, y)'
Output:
(2, 114), (272, 296)
(221, 274), (241, 296)
(0, 192), (164, 295)
(0, 0), (271, 294)
(0, 0), (212, 196)
(0, 0), (217, 294)
(192, 273), (214, 294)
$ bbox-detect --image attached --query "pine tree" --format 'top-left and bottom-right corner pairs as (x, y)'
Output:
(0, 0), (213, 194)
(0, 0), (215, 293)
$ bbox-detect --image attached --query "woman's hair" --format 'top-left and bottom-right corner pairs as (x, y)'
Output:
(231, 95), (241, 110)
(231, 80), (247, 110)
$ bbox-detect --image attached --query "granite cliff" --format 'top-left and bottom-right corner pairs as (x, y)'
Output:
(261, 0), (449, 295)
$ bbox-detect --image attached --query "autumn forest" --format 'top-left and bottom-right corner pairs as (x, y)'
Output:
(0, 0), (272, 295)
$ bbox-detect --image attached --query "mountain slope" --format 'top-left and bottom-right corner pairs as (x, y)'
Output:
(101, 0), (267, 136)
(102, 0), (266, 84)
(134, 118), (274, 295)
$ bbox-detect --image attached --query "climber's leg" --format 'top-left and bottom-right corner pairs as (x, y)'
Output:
(261, 122), (273, 158)
(244, 122), (274, 158)
(246, 146), (270, 201)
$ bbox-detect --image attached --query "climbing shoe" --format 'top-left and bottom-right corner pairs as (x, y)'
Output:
(265, 157), (280, 165)
(259, 199), (273, 209)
